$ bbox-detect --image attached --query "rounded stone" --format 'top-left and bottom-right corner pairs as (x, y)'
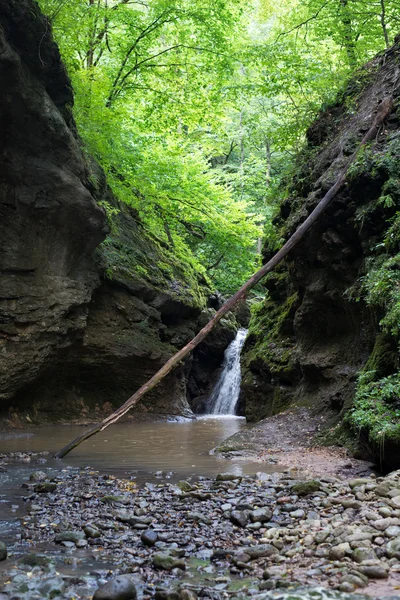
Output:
(93, 575), (137, 600)
(141, 529), (158, 547)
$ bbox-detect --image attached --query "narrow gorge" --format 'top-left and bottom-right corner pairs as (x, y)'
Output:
(1, 1), (400, 600)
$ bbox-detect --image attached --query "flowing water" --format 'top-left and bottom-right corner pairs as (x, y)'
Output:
(206, 328), (248, 415)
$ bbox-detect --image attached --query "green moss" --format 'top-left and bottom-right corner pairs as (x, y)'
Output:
(19, 554), (53, 568)
(291, 480), (321, 496)
(364, 334), (398, 377)
(244, 290), (298, 373)
(315, 422), (364, 457)
(99, 202), (209, 311)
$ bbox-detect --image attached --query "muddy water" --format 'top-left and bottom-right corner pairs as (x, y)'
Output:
(0, 416), (283, 547)
(0, 416), (283, 477)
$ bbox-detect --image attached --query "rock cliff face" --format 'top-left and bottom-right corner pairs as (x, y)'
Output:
(242, 41), (400, 468)
(0, 0), (232, 425)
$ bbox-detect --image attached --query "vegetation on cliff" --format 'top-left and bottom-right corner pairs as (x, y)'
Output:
(36, 0), (400, 295)
(34, 0), (400, 460)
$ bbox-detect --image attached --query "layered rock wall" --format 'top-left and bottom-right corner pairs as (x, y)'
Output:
(0, 0), (233, 425)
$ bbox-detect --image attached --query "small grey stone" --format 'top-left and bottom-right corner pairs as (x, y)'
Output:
(352, 547), (377, 563)
(250, 508), (272, 523)
(329, 543), (350, 560)
(230, 510), (248, 528)
(141, 529), (158, 547)
(386, 538), (400, 559)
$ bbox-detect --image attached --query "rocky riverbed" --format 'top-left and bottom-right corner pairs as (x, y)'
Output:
(1, 453), (400, 600)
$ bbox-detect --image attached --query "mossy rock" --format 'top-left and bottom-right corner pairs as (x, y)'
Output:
(19, 553), (53, 567)
(291, 480), (321, 496)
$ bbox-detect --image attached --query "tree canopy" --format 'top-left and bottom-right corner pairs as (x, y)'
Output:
(38, 0), (400, 293)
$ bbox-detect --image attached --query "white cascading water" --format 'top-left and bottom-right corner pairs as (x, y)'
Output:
(206, 328), (248, 415)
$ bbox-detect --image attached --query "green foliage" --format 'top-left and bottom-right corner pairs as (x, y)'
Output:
(347, 371), (400, 444)
(38, 0), (400, 295)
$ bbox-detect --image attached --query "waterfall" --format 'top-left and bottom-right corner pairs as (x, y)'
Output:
(206, 328), (248, 415)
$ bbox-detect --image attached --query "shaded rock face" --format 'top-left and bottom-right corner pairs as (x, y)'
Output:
(0, 0), (107, 408)
(241, 41), (400, 465)
(0, 0), (232, 424)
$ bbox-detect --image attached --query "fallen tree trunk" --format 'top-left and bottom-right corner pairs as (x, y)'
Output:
(56, 96), (393, 459)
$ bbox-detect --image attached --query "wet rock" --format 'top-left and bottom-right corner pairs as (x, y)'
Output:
(216, 473), (241, 482)
(141, 529), (158, 547)
(19, 553), (53, 567)
(386, 538), (400, 558)
(230, 510), (249, 527)
(34, 482), (57, 493)
(153, 553), (186, 571)
(177, 481), (193, 492)
(93, 575), (137, 600)
(29, 471), (47, 482)
(55, 530), (85, 544)
(358, 564), (389, 579)
(290, 480), (321, 496)
(250, 508), (272, 523)
(352, 547), (377, 563)
(84, 525), (101, 539)
(0, 542), (6, 562)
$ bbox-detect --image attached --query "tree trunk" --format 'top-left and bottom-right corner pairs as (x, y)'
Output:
(55, 96), (393, 460)
(380, 0), (390, 49)
(339, 0), (357, 68)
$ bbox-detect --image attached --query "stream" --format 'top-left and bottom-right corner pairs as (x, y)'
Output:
(0, 417), (283, 544)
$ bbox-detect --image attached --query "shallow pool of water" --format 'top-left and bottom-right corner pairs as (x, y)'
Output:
(0, 415), (283, 478)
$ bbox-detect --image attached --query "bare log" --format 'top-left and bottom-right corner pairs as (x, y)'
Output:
(55, 96), (393, 459)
